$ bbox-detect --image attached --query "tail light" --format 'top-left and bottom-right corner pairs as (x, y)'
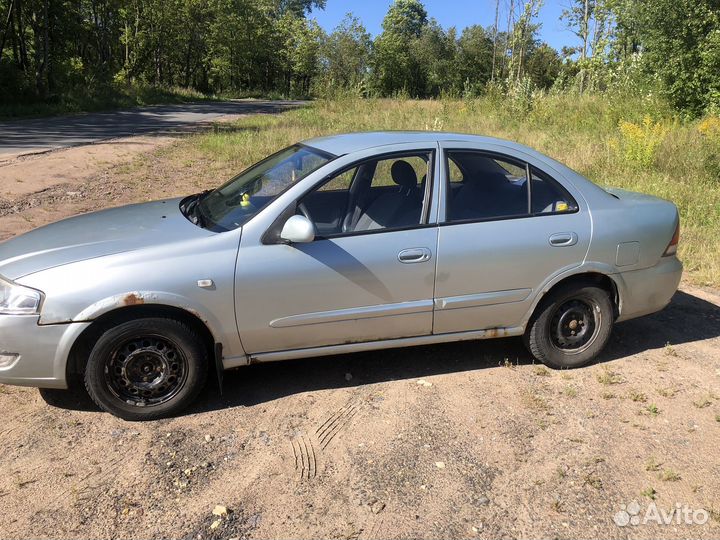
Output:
(663, 221), (680, 257)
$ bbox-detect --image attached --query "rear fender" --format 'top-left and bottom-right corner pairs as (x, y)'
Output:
(519, 262), (624, 328)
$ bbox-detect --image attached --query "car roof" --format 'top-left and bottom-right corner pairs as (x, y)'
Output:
(302, 131), (532, 156)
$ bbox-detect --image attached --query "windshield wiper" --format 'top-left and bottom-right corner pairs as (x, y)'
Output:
(181, 191), (211, 228)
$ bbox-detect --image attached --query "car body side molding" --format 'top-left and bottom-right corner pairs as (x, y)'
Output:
(269, 299), (434, 328)
(434, 288), (532, 310)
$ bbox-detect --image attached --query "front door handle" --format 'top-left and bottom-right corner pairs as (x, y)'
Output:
(398, 247), (432, 264)
(549, 232), (578, 247)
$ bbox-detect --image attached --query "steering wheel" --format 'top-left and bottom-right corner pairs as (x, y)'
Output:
(297, 201), (313, 221)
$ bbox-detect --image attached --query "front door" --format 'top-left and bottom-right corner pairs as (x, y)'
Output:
(235, 150), (439, 354)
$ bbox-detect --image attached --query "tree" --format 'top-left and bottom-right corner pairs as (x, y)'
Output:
(631, 0), (720, 113)
(491, 0), (500, 80)
(608, 0), (641, 60)
(525, 42), (561, 88)
(381, 0), (427, 37)
(507, 0), (542, 82)
(560, 0), (612, 92)
(561, 0), (593, 62)
(320, 13), (371, 90)
(371, 0), (429, 96)
(279, 0), (325, 16)
(456, 25), (494, 91)
(279, 14), (323, 96)
(414, 19), (457, 96)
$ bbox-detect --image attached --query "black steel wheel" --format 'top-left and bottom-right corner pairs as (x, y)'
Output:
(85, 318), (208, 420)
(524, 283), (613, 369)
(549, 298), (600, 353)
(104, 334), (188, 407)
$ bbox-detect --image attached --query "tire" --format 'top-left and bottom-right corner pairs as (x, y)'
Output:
(84, 318), (208, 421)
(524, 283), (614, 369)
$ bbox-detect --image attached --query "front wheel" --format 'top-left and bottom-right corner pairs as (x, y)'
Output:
(84, 318), (208, 421)
(524, 284), (614, 369)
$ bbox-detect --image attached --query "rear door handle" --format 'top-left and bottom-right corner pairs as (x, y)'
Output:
(398, 247), (432, 264)
(548, 232), (578, 247)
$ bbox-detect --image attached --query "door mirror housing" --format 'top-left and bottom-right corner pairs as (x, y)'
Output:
(280, 215), (315, 243)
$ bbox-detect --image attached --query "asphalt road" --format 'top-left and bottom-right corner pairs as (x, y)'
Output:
(0, 100), (301, 157)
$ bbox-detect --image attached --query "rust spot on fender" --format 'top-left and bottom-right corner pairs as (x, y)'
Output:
(122, 293), (144, 306)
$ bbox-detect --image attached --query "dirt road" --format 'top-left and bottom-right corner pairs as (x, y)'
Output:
(0, 124), (719, 539)
(0, 100), (300, 159)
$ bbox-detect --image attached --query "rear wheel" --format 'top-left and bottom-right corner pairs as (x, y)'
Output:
(524, 283), (614, 369)
(84, 318), (208, 421)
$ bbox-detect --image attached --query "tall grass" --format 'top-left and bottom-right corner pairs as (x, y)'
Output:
(190, 95), (720, 286)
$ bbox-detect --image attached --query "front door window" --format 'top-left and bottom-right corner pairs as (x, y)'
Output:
(299, 152), (433, 237)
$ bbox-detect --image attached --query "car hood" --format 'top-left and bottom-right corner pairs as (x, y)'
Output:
(0, 198), (214, 280)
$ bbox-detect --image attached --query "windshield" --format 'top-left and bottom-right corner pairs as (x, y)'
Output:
(196, 144), (333, 231)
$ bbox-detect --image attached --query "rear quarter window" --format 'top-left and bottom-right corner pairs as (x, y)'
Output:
(530, 167), (579, 214)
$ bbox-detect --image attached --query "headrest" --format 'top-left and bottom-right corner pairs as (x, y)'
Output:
(391, 160), (418, 189)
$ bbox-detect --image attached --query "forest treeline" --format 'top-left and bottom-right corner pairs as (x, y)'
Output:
(0, 0), (719, 116)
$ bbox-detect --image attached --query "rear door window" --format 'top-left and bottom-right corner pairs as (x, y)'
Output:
(445, 151), (529, 221)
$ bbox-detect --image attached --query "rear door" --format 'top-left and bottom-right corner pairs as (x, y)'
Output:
(433, 142), (592, 334)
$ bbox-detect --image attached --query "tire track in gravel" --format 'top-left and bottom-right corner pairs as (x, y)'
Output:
(315, 398), (366, 450)
(291, 434), (318, 480)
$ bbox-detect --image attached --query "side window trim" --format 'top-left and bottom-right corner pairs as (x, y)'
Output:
(420, 150), (434, 224)
(525, 162), (532, 215)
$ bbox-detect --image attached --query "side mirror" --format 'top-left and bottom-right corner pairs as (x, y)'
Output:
(280, 215), (315, 243)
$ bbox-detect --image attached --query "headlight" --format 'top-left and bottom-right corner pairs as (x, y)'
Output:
(0, 275), (43, 315)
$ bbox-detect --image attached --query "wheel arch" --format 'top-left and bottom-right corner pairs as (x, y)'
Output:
(524, 269), (621, 329)
(66, 304), (217, 381)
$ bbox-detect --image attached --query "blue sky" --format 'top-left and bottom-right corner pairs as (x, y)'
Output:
(310, 1), (575, 52)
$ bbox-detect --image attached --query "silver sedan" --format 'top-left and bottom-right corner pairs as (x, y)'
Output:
(0, 132), (682, 419)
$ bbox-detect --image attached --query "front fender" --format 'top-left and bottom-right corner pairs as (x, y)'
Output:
(42, 289), (248, 370)
(17, 234), (247, 363)
(50, 290), (225, 343)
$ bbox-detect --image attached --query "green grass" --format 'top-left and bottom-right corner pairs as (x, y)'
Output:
(659, 468), (681, 482)
(532, 365), (551, 377)
(629, 390), (648, 402)
(596, 367), (624, 385)
(187, 94), (720, 286)
(693, 396), (713, 408)
(0, 84), (216, 120)
(641, 487), (658, 500)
